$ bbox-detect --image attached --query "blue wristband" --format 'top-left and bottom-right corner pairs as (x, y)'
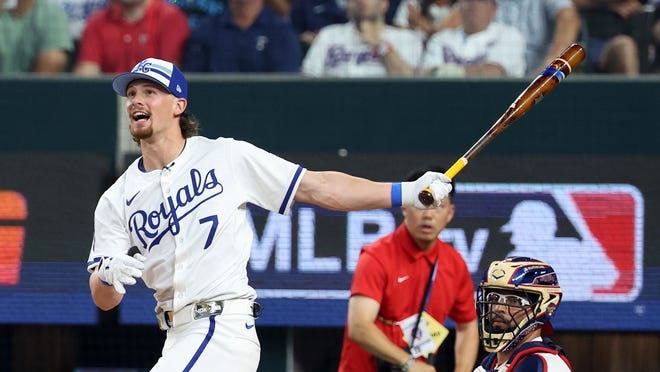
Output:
(391, 182), (402, 207)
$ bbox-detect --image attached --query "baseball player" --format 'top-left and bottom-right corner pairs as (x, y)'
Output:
(474, 257), (573, 372)
(86, 57), (453, 371)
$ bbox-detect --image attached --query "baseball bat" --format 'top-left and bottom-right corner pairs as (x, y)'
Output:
(418, 43), (585, 207)
(127, 246), (140, 258)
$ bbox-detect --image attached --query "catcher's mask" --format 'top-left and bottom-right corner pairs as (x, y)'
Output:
(476, 257), (562, 353)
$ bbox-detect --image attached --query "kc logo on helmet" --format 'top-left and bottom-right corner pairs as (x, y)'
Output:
(135, 60), (152, 73)
(454, 183), (643, 303)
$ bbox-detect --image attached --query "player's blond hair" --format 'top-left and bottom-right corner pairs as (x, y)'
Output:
(180, 112), (199, 138)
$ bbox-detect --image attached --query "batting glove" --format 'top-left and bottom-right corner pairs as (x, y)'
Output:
(96, 253), (146, 295)
(399, 171), (452, 209)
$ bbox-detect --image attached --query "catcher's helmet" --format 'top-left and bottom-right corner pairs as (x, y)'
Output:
(476, 257), (562, 352)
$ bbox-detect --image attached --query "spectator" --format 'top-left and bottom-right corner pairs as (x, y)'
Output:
(419, 0), (526, 77)
(392, 0), (458, 39)
(653, 3), (660, 72)
(338, 167), (479, 372)
(166, 0), (225, 32)
(183, 0), (301, 72)
(74, 0), (190, 75)
(290, 0), (347, 53)
(474, 257), (572, 371)
(58, 0), (106, 40)
(265, 0), (291, 15)
(51, 0), (108, 69)
(166, 0), (290, 32)
(0, 0), (73, 73)
(301, 0), (423, 76)
(494, 0), (581, 75)
(574, 0), (642, 75)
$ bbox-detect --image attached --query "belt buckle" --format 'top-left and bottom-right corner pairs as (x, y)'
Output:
(193, 301), (223, 320)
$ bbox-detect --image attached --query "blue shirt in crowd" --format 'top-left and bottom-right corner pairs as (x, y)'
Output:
(167, 0), (225, 32)
(183, 6), (302, 73)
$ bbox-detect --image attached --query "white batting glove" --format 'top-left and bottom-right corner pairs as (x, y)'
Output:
(96, 253), (146, 294)
(401, 171), (452, 209)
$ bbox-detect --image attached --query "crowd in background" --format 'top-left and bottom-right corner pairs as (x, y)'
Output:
(1, 0), (659, 76)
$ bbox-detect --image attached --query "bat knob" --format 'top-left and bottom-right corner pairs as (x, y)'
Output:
(127, 246), (140, 258)
(418, 189), (435, 207)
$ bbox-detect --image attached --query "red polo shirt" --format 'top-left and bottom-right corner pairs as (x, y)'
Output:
(338, 224), (477, 372)
(77, 0), (190, 73)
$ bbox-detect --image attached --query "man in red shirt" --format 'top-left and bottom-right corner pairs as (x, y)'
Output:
(74, 0), (190, 75)
(339, 167), (479, 372)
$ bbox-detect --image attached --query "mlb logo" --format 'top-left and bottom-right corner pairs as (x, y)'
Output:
(0, 191), (27, 285)
(455, 183), (643, 303)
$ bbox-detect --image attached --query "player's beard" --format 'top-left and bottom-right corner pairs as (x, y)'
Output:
(130, 124), (154, 142)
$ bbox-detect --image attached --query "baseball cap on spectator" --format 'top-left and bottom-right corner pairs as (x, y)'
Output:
(112, 58), (187, 99)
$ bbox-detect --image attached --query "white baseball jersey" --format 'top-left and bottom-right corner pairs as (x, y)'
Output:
(302, 22), (424, 77)
(494, 0), (575, 74)
(474, 337), (572, 372)
(87, 136), (305, 314)
(420, 22), (526, 77)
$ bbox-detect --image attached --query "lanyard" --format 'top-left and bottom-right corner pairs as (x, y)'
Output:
(409, 255), (439, 350)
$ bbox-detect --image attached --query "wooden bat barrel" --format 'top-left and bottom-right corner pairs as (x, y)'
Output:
(417, 44), (585, 207)
(494, 43), (586, 134)
(546, 43), (586, 81)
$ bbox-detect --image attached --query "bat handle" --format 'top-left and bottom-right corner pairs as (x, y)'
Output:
(417, 157), (468, 207)
(127, 246), (141, 258)
(444, 157), (468, 179)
